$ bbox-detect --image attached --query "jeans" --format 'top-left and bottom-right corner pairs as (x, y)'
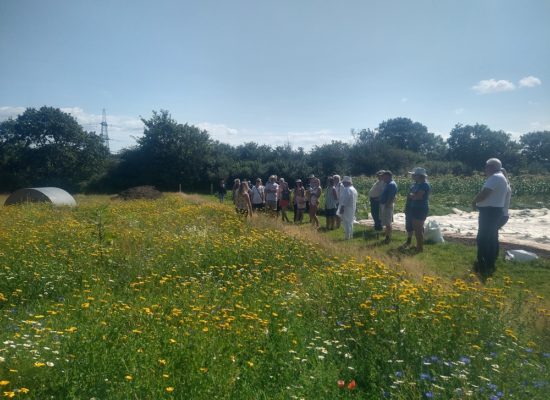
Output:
(370, 198), (382, 230)
(476, 207), (503, 277)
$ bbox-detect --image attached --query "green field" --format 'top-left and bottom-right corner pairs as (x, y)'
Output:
(1, 194), (549, 399)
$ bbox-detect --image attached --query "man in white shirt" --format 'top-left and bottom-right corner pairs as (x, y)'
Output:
(338, 176), (358, 240)
(472, 158), (509, 279)
(265, 175), (279, 215)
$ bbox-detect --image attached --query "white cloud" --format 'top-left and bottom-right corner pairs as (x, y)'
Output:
(0, 106), (26, 120)
(529, 121), (550, 131)
(518, 76), (542, 88)
(472, 79), (516, 94)
(197, 122), (239, 138)
(198, 123), (348, 150)
(454, 108), (464, 115)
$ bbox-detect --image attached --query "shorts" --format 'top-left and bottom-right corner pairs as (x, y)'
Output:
(405, 209), (428, 232)
(279, 199), (290, 208)
(380, 204), (394, 227)
(252, 203), (264, 210)
(325, 207), (337, 217)
(266, 200), (278, 210)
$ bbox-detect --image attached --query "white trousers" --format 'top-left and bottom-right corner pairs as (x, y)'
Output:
(342, 215), (354, 240)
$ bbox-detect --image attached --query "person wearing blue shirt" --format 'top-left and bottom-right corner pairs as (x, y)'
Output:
(379, 170), (398, 244)
(403, 167), (431, 252)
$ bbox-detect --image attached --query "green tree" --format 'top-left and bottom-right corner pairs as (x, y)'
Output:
(308, 141), (350, 178)
(376, 117), (446, 157)
(447, 124), (521, 172)
(0, 106), (109, 192)
(348, 128), (425, 175)
(108, 110), (214, 191)
(520, 131), (550, 171)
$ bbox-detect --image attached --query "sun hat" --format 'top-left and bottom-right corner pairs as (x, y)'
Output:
(383, 170), (393, 177)
(376, 170), (385, 176)
(342, 176), (353, 184)
(295, 179), (302, 183)
(408, 167), (428, 177)
(486, 158), (502, 169)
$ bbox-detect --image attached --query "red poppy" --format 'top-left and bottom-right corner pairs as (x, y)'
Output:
(347, 379), (357, 390)
(337, 380), (345, 389)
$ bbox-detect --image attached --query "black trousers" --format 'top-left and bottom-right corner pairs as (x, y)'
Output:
(476, 206), (503, 276)
(370, 198), (382, 230)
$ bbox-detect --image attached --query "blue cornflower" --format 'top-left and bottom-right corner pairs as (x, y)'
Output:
(420, 373), (431, 380)
(424, 391), (434, 398)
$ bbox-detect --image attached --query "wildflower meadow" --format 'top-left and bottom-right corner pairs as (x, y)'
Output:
(0, 195), (549, 399)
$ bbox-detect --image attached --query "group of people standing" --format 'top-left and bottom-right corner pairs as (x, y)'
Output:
(217, 157), (511, 280)
(219, 174), (328, 228)
(217, 169), (431, 249)
(369, 168), (431, 252)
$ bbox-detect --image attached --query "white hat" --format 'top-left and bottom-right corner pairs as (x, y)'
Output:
(342, 176), (352, 183)
(408, 167), (427, 176)
(486, 158), (502, 169)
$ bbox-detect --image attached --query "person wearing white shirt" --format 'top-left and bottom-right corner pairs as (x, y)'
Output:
(472, 158), (509, 279)
(333, 174), (344, 229)
(337, 176), (358, 240)
(250, 178), (265, 212)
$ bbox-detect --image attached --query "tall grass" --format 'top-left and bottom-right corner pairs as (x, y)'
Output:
(0, 196), (548, 399)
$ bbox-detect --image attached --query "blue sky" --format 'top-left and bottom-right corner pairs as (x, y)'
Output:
(1, 0), (548, 152)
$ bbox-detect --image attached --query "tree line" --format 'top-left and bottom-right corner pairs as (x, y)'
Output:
(1, 106), (549, 193)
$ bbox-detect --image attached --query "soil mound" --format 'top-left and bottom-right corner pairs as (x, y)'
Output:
(118, 186), (163, 200)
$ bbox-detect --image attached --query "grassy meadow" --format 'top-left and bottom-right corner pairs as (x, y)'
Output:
(1, 192), (549, 399)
